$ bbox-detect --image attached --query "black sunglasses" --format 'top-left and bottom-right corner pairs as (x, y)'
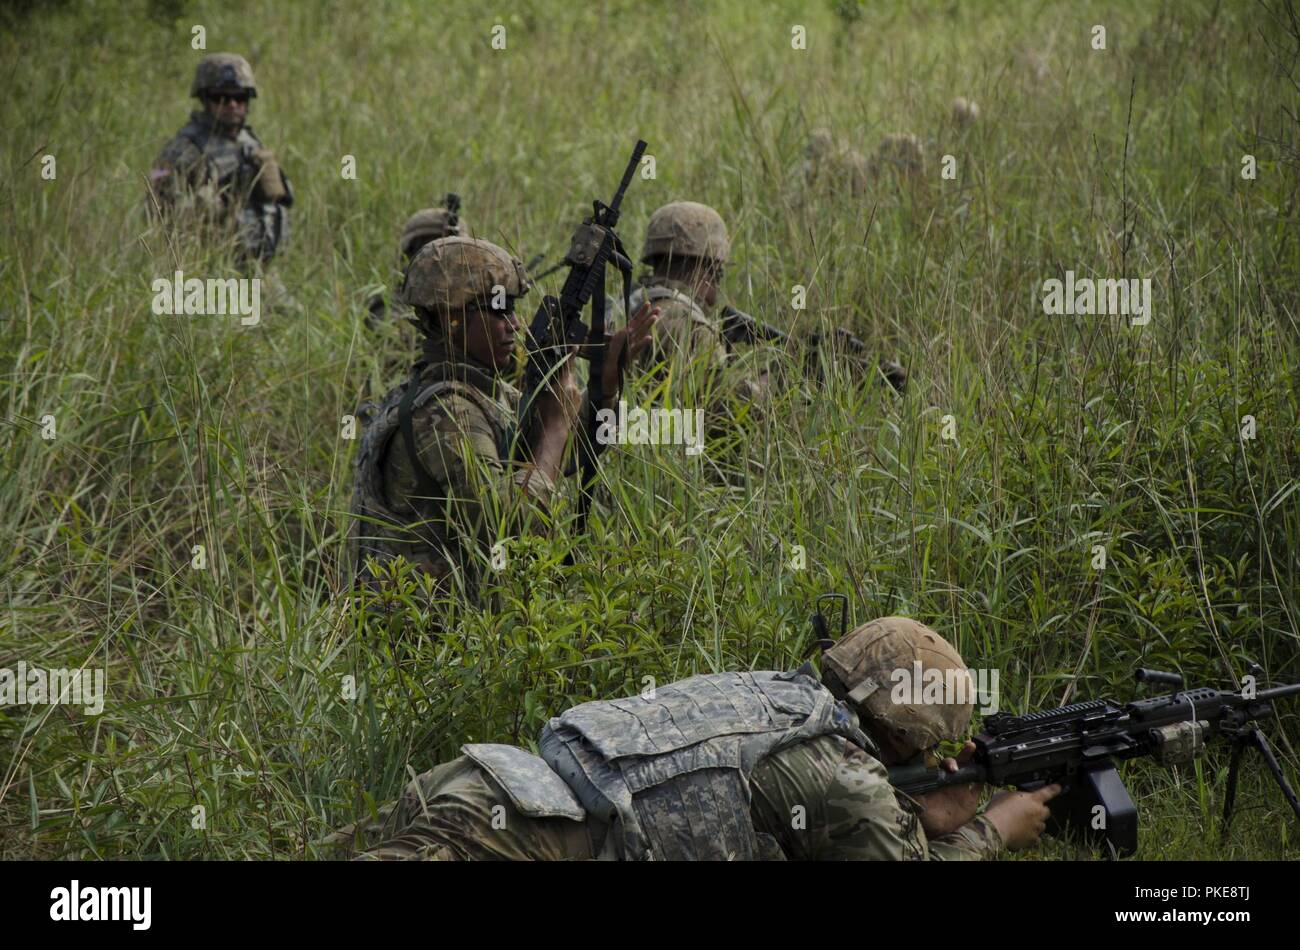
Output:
(207, 92), (250, 105)
(466, 299), (517, 319)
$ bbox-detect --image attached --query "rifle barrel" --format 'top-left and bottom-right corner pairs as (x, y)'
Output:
(605, 140), (647, 223)
(888, 762), (987, 793)
(1257, 682), (1300, 703)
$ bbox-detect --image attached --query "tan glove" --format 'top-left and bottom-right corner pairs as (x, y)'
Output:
(251, 147), (288, 203)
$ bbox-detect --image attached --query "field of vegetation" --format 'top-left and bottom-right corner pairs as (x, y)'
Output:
(2, 0), (1299, 859)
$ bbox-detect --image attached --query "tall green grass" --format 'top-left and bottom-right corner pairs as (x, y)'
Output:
(2, 0), (1298, 858)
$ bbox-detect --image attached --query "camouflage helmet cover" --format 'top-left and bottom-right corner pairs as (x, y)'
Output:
(806, 128), (835, 160)
(951, 97), (981, 126)
(399, 208), (466, 258)
(641, 201), (730, 265)
(400, 236), (531, 312)
(874, 133), (925, 173)
(821, 616), (973, 754)
(191, 53), (258, 98)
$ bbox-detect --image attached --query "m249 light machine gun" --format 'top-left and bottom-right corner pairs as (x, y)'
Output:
(888, 665), (1300, 857)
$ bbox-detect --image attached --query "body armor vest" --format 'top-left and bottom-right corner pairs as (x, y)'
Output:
(629, 282), (713, 330)
(177, 115), (293, 261)
(345, 351), (512, 585)
(489, 670), (878, 860)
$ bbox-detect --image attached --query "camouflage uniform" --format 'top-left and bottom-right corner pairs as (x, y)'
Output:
(348, 237), (567, 596)
(627, 203), (768, 432)
(750, 733), (1001, 860)
(332, 754), (597, 861)
(348, 342), (556, 592)
(633, 201), (731, 370)
(799, 128), (870, 197)
(628, 275), (728, 369)
(625, 274), (768, 457)
(149, 53), (293, 264)
(327, 668), (1003, 861)
(873, 133), (926, 179)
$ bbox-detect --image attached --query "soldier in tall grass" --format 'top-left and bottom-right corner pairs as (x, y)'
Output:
(147, 53), (293, 266)
(624, 201), (774, 461)
(366, 197), (467, 327)
(347, 236), (657, 598)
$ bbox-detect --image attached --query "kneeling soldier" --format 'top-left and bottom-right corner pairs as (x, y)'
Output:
(346, 236), (656, 598)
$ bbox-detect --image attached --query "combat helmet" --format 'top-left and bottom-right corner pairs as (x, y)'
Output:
(806, 128), (835, 161)
(951, 97), (981, 127)
(641, 201), (730, 265)
(400, 236), (531, 321)
(191, 53), (258, 99)
(399, 195), (466, 260)
(821, 616), (973, 756)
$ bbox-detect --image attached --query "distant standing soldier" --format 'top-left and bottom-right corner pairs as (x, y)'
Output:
(367, 194), (467, 326)
(148, 53), (293, 265)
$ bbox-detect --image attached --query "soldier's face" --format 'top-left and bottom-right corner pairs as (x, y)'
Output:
(452, 303), (520, 371)
(872, 728), (931, 767)
(205, 92), (249, 130)
(693, 259), (723, 308)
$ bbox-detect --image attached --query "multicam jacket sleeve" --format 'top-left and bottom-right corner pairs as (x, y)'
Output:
(750, 735), (1004, 861)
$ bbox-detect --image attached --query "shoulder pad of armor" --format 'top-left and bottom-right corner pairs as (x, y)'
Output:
(463, 744), (587, 821)
(643, 284), (710, 324)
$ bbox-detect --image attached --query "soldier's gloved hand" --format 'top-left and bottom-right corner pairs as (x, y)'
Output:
(601, 301), (659, 402)
(913, 741), (983, 837)
(252, 148), (289, 203)
(984, 784), (1062, 851)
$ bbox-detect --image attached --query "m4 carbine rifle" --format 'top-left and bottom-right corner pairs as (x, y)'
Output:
(887, 665), (1300, 857)
(512, 140), (646, 534)
(720, 305), (906, 393)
